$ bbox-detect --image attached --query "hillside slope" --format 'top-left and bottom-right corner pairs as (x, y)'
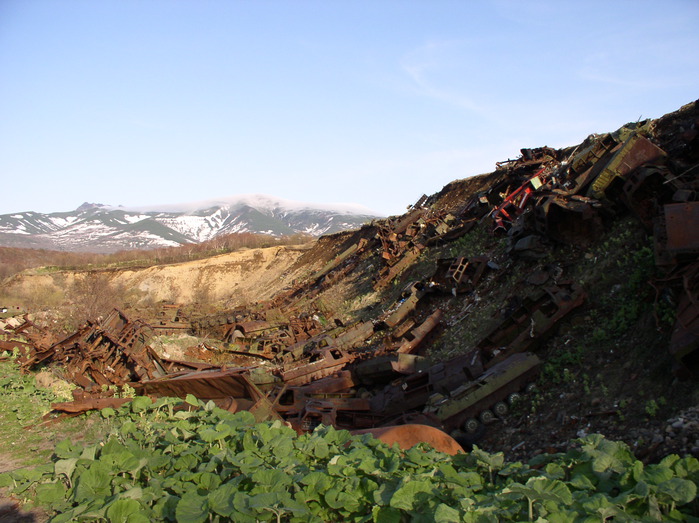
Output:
(3, 99), (698, 464)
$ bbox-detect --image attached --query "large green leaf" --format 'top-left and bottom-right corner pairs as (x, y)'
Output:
(194, 471), (221, 491)
(175, 491), (209, 523)
(208, 482), (239, 517)
(73, 462), (112, 503)
(301, 471), (333, 502)
(252, 468), (292, 490)
(657, 477), (697, 505)
(173, 453), (199, 472)
(471, 446), (505, 471)
(434, 502), (461, 522)
(54, 458), (78, 483)
(103, 450), (141, 475)
(130, 395), (152, 413)
(311, 435), (330, 459)
(54, 438), (82, 459)
(569, 473), (596, 491)
(389, 479), (434, 511)
(35, 482), (68, 505)
(270, 434), (294, 459)
(324, 487), (361, 513)
(184, 394), (200, 407)
(0, 472), (12, 488)
(672, 456), (699, 480)
(152, 494), (179, 521)
(642, 463), (674, 486)
(504, 476), (573, 505)
(372, 505), (402, 523)
(106, 498), (141, 522)
(119, 420), (138, 437)
(580, 493), (624, 519)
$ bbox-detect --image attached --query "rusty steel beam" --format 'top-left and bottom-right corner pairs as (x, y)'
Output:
(396, 309), (443, 354)
(330, 321), (375, 351)
(374, 247), (423, 290)
(281, 348), (355, 386)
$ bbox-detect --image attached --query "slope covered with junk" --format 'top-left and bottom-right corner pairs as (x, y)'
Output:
(2, 99), (699, 460)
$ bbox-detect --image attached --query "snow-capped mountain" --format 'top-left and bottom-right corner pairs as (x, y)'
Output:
(0, 195), (383, 253)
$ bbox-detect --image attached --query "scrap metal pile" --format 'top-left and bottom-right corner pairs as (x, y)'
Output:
(3, 99), (698, 441)
(2, 310), (170, 388)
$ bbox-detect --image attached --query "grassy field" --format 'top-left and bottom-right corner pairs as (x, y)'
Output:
(0, 359), (111, 472)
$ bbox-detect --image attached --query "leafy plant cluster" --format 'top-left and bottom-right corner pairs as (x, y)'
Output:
(1, 395), (698, 522)
(0, 364), (58, 423)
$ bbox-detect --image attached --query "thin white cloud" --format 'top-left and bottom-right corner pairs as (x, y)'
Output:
(399, 40), (486, 113)
(577, 43), (699, 90)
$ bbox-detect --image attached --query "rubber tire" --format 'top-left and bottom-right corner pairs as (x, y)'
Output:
(493, 401), (509, 417)
(525, 383), (537, 393)
(507, 392), (522, 405)
(479, 410), (495, 424)
(464, 418), (480, 433)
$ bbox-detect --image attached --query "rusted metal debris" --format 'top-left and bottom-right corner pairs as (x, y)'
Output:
(16, 106), (697, 449)
(476, 283), (586, 369)
(429, 256), (494, 295)
(394, 309), (443, 355)
(1, 315), (56, 354)
(148, 303), (191, 336)
(587, 133), (667, 200)
(535, 194), (604, 246)
(281, 348), (357, 386)
(351, 424), (465, 455)
(654, 202), (699, 266)
(654, 263), (699, 379)
(492, 169), (550, 232)
(423, 352), (541, 432)
(16, 309), (168, 389)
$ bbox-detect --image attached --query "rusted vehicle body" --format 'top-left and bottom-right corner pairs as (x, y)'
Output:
(370, 352), (485, 419)
(475, 283), (585, 368)
(587, 133), (666, 200)
(425, 352), (541, 432)
(353, 353), (430, 385)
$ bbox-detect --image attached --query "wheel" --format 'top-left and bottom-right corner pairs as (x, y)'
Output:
(479, 410), (495, 424)
(507, 392), (522, 405)
(493, 401), (509, 417)
(464, 418), (480, 433)
(525, 382), (537, 393)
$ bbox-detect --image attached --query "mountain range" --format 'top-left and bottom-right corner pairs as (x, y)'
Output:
(0, 195), (383, 253)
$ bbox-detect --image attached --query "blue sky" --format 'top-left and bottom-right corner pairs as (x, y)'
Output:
(1, 0), (698, 217)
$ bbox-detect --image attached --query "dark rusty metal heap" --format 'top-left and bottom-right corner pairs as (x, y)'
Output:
(9, 309), (168, 389)
(8, 99), (699, 445)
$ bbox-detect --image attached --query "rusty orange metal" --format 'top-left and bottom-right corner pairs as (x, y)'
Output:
(351, 424), (465, 455)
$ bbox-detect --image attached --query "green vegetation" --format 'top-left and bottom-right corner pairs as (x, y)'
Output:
(0, 360), (111, 469)
(1, 392), (698, 521)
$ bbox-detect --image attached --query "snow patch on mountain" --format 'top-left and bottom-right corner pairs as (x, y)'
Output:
(111, 194), (380, 216)
(0, 194), (383, 253)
